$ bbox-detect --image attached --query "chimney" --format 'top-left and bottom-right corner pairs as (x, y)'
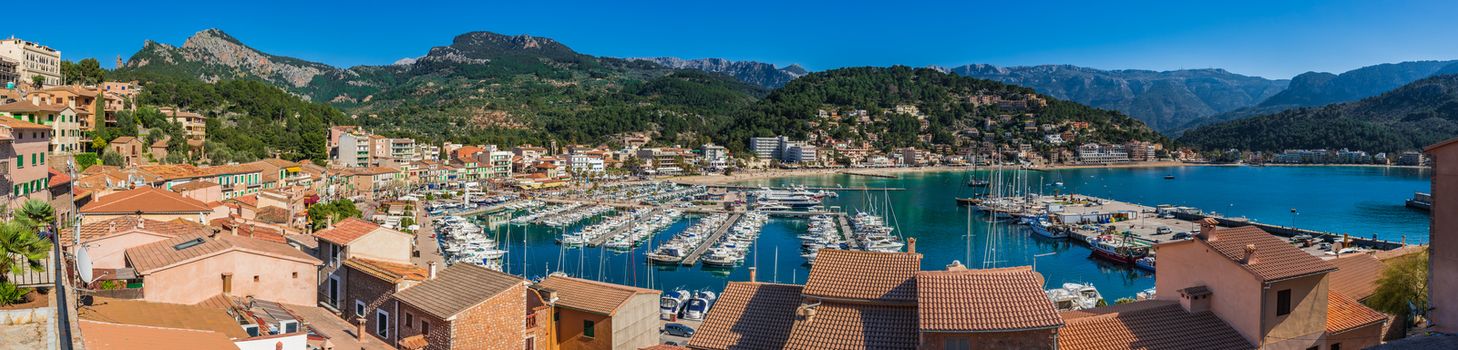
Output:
(907, 237), (917, 254)
(1199, 218), (1219, 240)
(1179, 286), (1212, 313)
(30, 95), (38, 105)
(108, 221), (116, 234)
(136, 217), (145, 229)
(427, 262), (437, 280)
(355, 317), (367, 341)
(231, 223), (239, 236)
(1241, 244), (1258, 264)
(1333, 241), (1344, 257)
(748, 267), (757, 282)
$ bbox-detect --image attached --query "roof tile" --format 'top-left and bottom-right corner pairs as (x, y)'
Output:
(1327, 291), (1388, 334)
(391, 263), (523, 320)
(1057, 301), (1253, 350)
(801, 249), (921, 302)
(80, 187), (212, 214)
(686, 282), (803, 350)
(535, 275), (658, 316)
(1202, 226), (1336, 282)
(916, 266), (1063, 331)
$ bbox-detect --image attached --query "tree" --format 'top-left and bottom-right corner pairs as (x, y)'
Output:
(30, 75), (44, 88)
(15, 200), (55, 232)
(92, 136), (108, 154)
(102, 152), (125, 166)
(1367, 250), (1428, 315)
(60, 58), (106, 85)
(308, 199), (363, 231)
(0, 220), (51, 305)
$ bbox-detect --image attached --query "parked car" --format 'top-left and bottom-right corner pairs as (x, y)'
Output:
(663, 323), (695, 337)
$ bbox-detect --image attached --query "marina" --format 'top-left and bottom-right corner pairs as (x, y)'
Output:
(427, 165), (1430, 303)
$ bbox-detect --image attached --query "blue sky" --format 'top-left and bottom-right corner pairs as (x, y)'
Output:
(9, 0), (1458, 79)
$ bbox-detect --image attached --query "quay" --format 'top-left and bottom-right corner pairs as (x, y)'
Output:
(1052, 195), (1407, 252)
(694, 184), (906, 191)
(588, 208), (664, 247)
(680, 213), (744, 266)
(840, 170), (899, 178)
(837, 214), (860, 249)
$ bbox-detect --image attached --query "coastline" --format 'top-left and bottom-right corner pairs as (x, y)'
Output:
(667, 161), (1430, 185)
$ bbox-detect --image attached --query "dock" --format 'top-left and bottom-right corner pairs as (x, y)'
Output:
(840, 171), (899, 179)
(587, 208), (663, 247)
(837, 214), (860, 249)
(697, 184), (905, 191)
(680, 213), (744, 266)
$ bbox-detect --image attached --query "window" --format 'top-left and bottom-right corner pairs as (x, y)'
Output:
(944, 338), (971, 350)
(355, 300), (366, 318)
(406, 313), (413, 327)
(526, 314), (537, 329)
(1331, 343), (1341, 350)
(292, 272), (298, 278)
(376, 309), (390, 338)
(253, 275), (259, 282)
(583, 320), (595, 338)
(1276, 289), (1292, 316)
(421, 321), (429, 334)
(525, 337), (535, 350)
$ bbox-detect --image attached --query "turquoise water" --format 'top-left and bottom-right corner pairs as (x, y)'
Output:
(479, 165), (1430, 301)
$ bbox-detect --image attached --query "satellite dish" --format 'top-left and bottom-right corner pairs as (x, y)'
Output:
(77, 247), (94, 283)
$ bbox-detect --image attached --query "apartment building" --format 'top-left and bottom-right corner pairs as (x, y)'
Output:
(0, 37), (61, 86)
(0, 98), (80, 154)
(0, 57), (16, 85)
(701, 143), (729, 171)
(122, 233), (322, 306)
(0, 116), (52, 208)
(313, 218), (415, 312)
(535, 275), (662, 350)
(334, 132), (373, 167)
(1424, 138), (1458, 335)
(160, 107), (206, 141)
(391, 263), (529, 350)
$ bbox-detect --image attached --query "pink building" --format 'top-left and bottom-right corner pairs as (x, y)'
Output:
(65, 216), (211, 271)
(1425, 138), (1458, 334)
(124, 233), (321, 306)
(0, 116), (52, 208)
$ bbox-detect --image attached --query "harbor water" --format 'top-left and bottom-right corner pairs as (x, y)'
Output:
(477, 165), (1431, 301)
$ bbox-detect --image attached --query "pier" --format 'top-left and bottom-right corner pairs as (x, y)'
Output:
(588, 208), (664, 247)
(680, 213), (744, 266)
(837, 214), (860, 249)
(840, 171), (899, 179)
(695, 184), (906, 191)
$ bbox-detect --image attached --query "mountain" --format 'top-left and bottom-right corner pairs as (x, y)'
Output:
(115, 29), (1166, 155)
(1177, 74), (1458, 153)
(633, 57), (807, 89)
(1257, 60), (1458, 108)
(949, 64), (1288, 133)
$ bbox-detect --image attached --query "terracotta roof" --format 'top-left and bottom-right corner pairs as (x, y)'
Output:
(1057, 300), (1253, 350)
(801, 249), (921, 302)
(78, 320), (238, 350)
(209, 218), (287, 244)
(782, 302), (919, 350)
(1375, 245), (1427, 261)
(687, 282), (802, 350)
(80, 186), (212, 214)
(1327, 291), (1388, 334)
(640, 345), (689, 350)
(110, 136), (139, 144)
(48, 166), (70, 188)
(125, 233), (320, 274)
(39, 85), (100, 97)
(1202, 226), (1336, 282)
(169, 181), (219, 192)
(0, 114), (52, 129)
(391, 263), (523, 320)
(314, 218), (402, 245)
(0, 100), (70, 113)
(256, 206), (290, 224)
(916, 266), (1063, 332)
(137, 164), (205, 180)
(78, 297), (251, 339)
(345, 257), (428, 284)
(204, 163), (265, 176)
(1329, 253), (1386, 300)
(231, 194), (258, 207)
(534, 275), (658, 316)
(67, 216), (212, 247)
(399, 334), (429, 350)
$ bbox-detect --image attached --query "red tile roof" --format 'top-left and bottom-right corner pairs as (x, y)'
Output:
(802, 249), (921, 303)
(916, 266), (1063, 332)
(344, 257), (428, 284)
(1327, 291), (1388, 334)
(391, 263), (524, 320)
(79, 187), (212, 214)
(1057, 300), (1253, 350)
(1201, 226), (1336, 282)
(168, 181), (218, 192)
(78, 320), (238, 350)
(67, 216), (212, 247)
(313, 218), (401, 245)
(0, 113), (52, 129)
(686, 282), (802, 350)
(1329, 253), (1387, 301)
(125, 233), (320, 274)
(782, 302), (920, 350)
(534, 275), (658, 316)
(0, 100), (70, 113)
(48, 166), (70, 188)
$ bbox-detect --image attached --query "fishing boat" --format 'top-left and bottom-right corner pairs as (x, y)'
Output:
(1164, 175), (1175, 180)
(1134, 256), (1156, 271)
(966, 179), (990, 187)
(660, 290), (690, 320)
(1089, 234), (1150, 264)
(1046, 283), (1104, 311)
(954, 197), (980, 206)
(646, 246), (687, 264)
(1028, 218), (1067, 239)
(682, 291), (717, 320)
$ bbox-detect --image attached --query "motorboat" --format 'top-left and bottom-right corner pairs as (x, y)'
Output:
(682, 291), (716, 320)
(660, 290), (690, 320)
(1047, 283), (1104, 311)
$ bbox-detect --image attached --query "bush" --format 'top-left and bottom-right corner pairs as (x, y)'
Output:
(74, 152), (98, 171)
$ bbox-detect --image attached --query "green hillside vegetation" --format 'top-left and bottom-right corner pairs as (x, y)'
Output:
(1178, 74), (1458, 153)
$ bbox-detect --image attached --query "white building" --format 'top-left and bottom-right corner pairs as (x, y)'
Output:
(333, 133), (370, 167)
(1044, 133), (1065, 145)
(750, 136), (787, 160)
(784, 143), (817, 164)
(0, 38), (61, 86)
(1076, 143), (1129, 164)
(567, 153), (605, 175)
(701, 143), (729, 171)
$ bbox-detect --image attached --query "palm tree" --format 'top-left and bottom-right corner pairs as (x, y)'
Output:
(0, 221), (51, 304)
(15, 200), (55, 233)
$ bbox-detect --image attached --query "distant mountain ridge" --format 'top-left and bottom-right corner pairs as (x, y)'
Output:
(949, 64), (1288, 133)
(1258, 60), (1458, 107)
(632, 57), (807, 89)
(1177, 74), (1458, 153)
